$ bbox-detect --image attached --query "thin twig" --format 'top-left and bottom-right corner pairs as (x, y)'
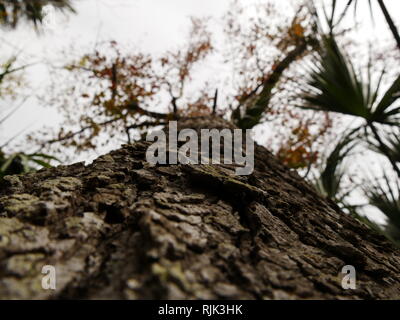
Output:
(212, 89), (219, 114)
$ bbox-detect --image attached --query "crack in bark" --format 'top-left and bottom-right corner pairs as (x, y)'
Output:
(0, 118), (400, 299)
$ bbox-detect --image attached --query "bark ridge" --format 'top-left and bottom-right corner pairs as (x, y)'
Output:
(0, 119), (399, 299)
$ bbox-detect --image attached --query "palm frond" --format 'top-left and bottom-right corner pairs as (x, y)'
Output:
(363, 173), (400, 231)
(302, 34), (400, 125)
(0, 151), (60, 178)
(372, 76), (400, 124)
(335, 0), (400, 51)
(0, 0), (75, 29)
(368, 130), (400, 164)
(313, 132), (356, 200)
(339, 0), (373, 24)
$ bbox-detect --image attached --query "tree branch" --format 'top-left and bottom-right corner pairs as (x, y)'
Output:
(40, 117), (123, 147)
(126, 120), (167, 131)
(127, 102), (170, 120)
(235, 41), (308, 129)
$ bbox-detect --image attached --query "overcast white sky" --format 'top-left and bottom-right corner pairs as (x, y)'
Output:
(2, 0), (400, 145)
(1, 0), (400, 223)
(1, 0), (235, 145)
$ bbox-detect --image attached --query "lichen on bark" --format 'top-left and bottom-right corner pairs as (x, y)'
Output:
(0, 117), (400, 299)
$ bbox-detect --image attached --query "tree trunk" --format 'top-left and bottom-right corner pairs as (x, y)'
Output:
(1, 116), (400, 299)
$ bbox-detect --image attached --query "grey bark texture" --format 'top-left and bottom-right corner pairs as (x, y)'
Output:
(0, 116), (400, 299)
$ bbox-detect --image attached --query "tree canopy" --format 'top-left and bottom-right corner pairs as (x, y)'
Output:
(1, 0), (400, 245)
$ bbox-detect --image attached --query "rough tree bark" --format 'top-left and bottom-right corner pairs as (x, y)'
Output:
(0, 116), (400, 299)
